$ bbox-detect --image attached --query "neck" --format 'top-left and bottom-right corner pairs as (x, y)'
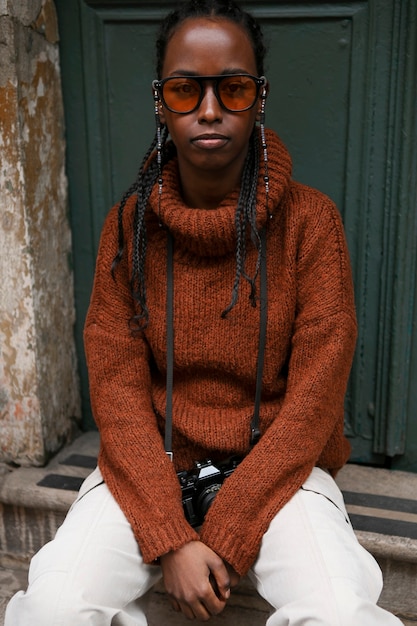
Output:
(181, 176), (238, 210)
(177, 155), (246, 210)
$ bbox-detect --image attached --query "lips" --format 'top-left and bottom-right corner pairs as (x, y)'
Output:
(191, 133), (229, 149)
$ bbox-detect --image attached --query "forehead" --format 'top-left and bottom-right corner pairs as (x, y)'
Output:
(162, 17), (257, 77)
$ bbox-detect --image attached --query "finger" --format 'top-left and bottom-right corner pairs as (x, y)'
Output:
(169, 597), (181, 612)
(209, 572), (229, 600)
(199, 581), (228, 616)
(202, 593), (227, 617)
(178, 600), (195, 620)
(184, 581), (226, 619)
(209, 561), (231, 601)
(178, 598), (211, 621)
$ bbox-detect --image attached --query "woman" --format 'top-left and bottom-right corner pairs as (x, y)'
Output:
(6, 1), (403, 624)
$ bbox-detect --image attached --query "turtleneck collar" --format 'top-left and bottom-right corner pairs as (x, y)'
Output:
(148, 129), (292, 257)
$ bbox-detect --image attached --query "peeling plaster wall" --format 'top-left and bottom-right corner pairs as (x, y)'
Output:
(0, 0), (81, 466)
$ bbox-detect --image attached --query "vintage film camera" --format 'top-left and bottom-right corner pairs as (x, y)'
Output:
(177, 457), (241, 528)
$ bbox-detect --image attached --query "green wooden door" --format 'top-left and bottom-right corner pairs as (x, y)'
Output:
(55, 0), (417, 470)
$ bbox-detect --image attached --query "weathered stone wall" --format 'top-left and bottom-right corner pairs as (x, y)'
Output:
(0, 0), (81, 466)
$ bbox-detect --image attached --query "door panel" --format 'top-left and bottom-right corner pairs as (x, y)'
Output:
(55, 0), (417, 469)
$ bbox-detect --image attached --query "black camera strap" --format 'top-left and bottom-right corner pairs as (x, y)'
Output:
(165, 229), (174, 461)
(164, 228), (268, 460)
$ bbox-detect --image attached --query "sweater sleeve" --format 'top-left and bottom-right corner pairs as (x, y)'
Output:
(83, 203), (198, 564)
(199, 191), (357, 575)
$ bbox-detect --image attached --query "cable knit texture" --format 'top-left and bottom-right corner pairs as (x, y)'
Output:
(84, 129), (357, 576)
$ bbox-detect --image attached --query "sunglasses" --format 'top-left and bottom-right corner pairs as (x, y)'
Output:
(152, 74), (267, 114)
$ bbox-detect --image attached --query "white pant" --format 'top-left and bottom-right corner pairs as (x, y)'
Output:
(5, 467), (403, 626)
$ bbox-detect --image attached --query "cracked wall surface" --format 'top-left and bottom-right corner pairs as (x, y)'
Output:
(0, 0), (81, 466)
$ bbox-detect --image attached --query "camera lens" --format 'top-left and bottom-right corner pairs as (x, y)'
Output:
(197, 483), (222, 518)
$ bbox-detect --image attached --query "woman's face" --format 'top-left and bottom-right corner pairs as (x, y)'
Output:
(159, 17), (261, 184)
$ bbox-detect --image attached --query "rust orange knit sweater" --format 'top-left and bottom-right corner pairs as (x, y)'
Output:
(84, 130), (357, 576)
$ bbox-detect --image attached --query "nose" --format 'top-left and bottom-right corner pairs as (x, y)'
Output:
(197, 84), (223, 123)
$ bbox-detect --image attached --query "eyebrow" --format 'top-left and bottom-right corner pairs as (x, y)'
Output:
(167, 68), (253, 77)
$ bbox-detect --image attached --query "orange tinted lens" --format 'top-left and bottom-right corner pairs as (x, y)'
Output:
(218, 76), (257, 110)
(163, 78), (201, 112)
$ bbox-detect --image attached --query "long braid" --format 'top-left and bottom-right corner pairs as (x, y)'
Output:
(132, 127), (172, 330)
(221, 128), (262, 317)
(111, 135), (158, 278)
(113, 126), (172, 331)
(244, 129), (262, 302)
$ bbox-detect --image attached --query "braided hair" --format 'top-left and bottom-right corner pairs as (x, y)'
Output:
(113, 0), (268, 329)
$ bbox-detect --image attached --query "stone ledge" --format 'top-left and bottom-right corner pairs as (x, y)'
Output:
(1, 433), (417, 620)
(2, 431), (417, 568)
(335, 463), (417, 564)
(357, 530), (417, 564)
(0, 431), (98, 512)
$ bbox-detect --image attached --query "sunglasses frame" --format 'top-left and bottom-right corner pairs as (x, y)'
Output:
(152, 74), (267, 114)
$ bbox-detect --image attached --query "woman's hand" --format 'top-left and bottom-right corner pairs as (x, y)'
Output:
(160, 541), (231, 621)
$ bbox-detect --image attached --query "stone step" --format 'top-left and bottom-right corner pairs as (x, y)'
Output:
(1, 432), (417, 624)
(335, 464), (417, 622)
